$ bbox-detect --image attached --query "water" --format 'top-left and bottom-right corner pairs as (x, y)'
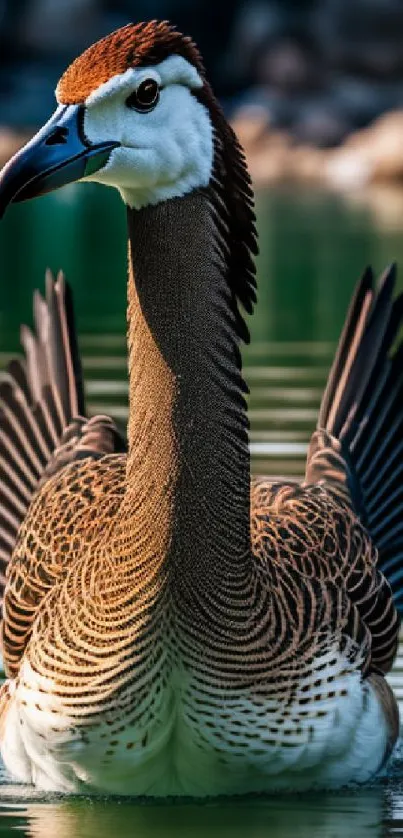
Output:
(0, 784), (401, 837)
(1, 182), (403, 834)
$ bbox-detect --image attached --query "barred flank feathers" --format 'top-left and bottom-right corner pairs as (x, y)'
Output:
(306, 264), (403, 612)
(0, 271), (126, 604)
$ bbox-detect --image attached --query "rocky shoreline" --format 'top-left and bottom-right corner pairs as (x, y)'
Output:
(232, 108), (403, 190)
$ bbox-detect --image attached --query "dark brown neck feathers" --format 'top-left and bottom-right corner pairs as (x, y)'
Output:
(125, 189), (252, 598)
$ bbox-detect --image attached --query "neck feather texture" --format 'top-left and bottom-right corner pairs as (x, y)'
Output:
(121, 189), (251, 601)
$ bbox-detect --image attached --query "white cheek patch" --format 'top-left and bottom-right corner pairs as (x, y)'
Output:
(81, 57), (214, 210)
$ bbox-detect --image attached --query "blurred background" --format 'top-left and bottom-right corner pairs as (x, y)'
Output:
(2, 0), (403, 185)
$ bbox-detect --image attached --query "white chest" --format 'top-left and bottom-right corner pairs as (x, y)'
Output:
(0, 648), (391, 795)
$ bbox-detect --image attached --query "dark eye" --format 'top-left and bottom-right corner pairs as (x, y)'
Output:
(125, 78), (160, 113)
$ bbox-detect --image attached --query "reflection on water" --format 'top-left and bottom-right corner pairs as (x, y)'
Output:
(1, 183), (403, 834)
(0, 785), (393, 838)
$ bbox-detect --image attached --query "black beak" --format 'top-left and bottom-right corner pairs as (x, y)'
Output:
(0, 104), (119, 218)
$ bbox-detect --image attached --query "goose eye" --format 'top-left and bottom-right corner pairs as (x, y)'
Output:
(125, 79), (160, 113)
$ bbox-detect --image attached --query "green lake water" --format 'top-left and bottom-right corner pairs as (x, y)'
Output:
(1, 182), (403, 835)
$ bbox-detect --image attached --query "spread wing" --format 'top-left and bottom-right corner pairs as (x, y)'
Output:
(251, 265), (403, 679)
(0, 271), (126, 615)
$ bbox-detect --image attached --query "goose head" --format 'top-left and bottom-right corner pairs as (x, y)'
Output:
(0, 21), (219, 213)
(0, 21), (257, 325)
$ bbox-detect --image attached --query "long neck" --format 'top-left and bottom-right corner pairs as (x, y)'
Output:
(123, 189), (251, 597)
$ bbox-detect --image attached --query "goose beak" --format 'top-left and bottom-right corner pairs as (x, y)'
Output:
(0, 104), (119, 218)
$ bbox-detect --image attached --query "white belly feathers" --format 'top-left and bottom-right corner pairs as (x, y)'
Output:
(0, 646), (391, 795)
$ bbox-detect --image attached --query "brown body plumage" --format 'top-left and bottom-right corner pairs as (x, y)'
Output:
(0, 22), (402, 794)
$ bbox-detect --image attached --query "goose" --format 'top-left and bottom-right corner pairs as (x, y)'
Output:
(0, 20), (402, 796)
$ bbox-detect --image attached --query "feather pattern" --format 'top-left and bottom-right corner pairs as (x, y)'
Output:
(0, 261), (401, 794)
(0, 21), (402, 796)
(305, 264), (403, 613)
(0, 270), (126, 604)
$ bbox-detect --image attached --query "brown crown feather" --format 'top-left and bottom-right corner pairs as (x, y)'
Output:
(57, 21), (205, 104)
(57, 20), (258, 330)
